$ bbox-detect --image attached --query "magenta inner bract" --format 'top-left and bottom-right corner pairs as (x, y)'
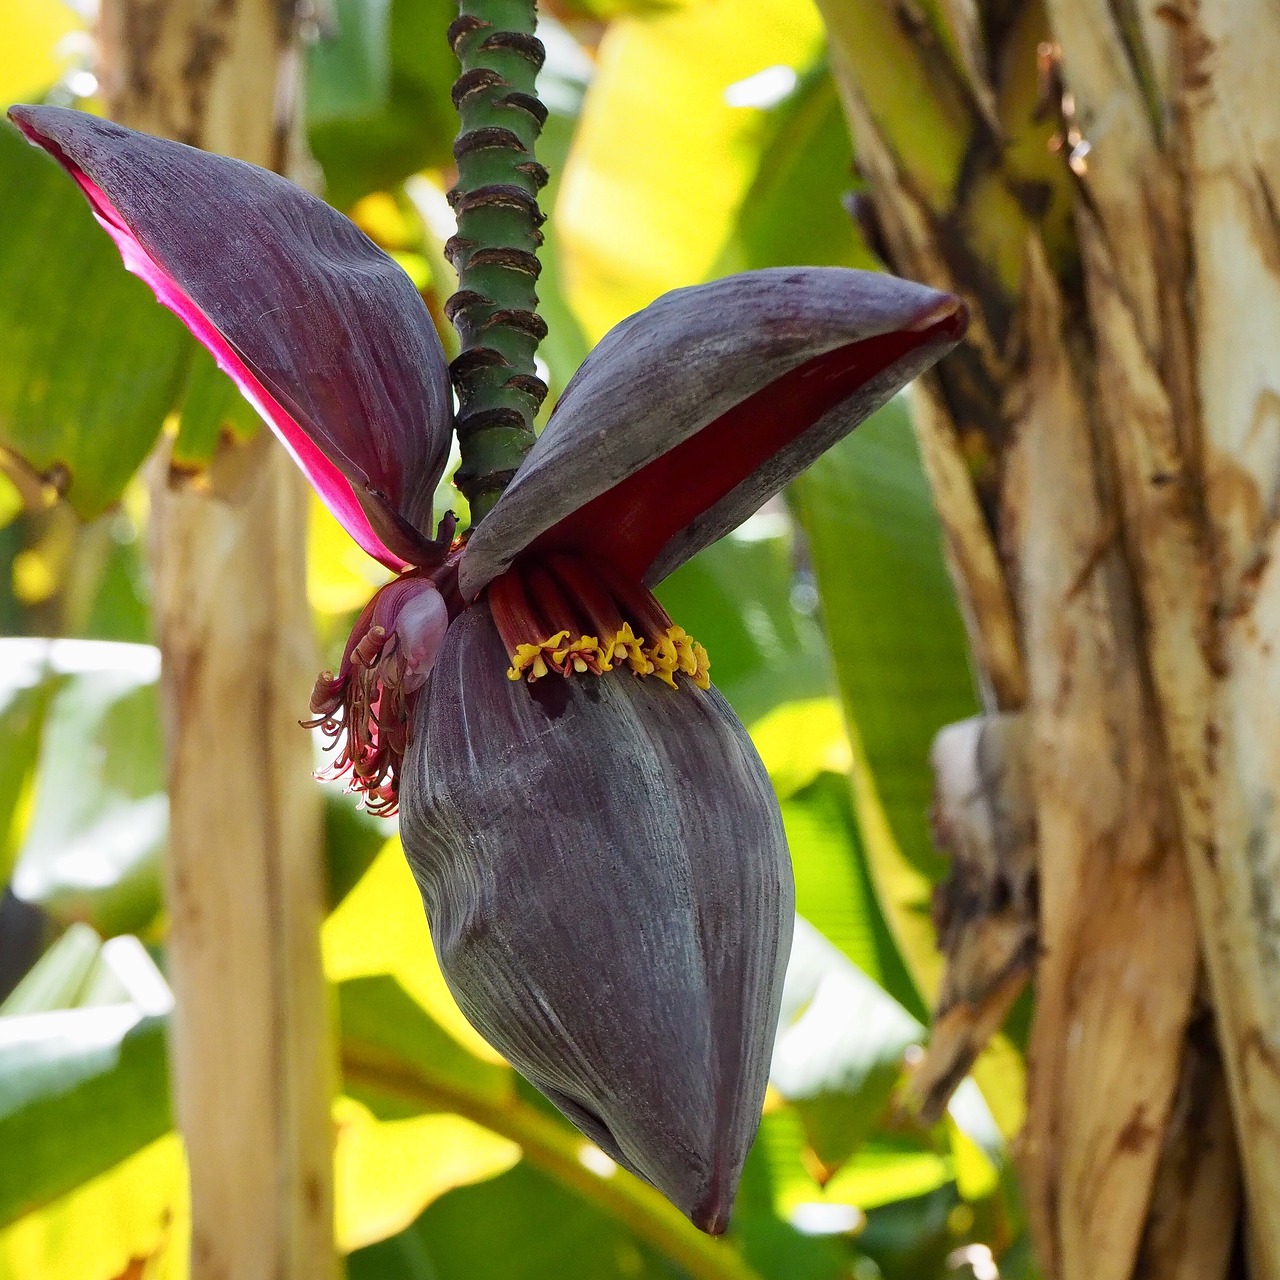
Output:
(534, 309), (966, 583)
(52, 149), (408, 571)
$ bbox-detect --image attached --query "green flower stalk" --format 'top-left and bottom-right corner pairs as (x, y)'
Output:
(446, 0), (549, 522)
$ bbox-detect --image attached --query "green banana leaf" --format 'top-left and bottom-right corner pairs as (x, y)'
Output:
(308, 0), (459, 209)
(0, 1006), (170, 1226)
(0, 123), (189, 520)
(791, 402), (978, 1000)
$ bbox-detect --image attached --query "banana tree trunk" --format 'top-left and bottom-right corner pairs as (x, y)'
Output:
(99, 4), (336, 1278)
(818, 2), (1279, 1277)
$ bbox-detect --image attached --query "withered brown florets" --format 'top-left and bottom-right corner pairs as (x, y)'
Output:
(303, 575), (451, 816)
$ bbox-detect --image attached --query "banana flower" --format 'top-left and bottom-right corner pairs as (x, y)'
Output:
(9, 104), (966, 1233)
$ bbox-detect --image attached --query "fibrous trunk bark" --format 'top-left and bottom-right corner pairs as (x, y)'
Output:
(819, 1), (1278, 1277)
(99, 3), (336, 1277)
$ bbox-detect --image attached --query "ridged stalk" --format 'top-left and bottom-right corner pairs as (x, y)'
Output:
(446, 0), (549, 523)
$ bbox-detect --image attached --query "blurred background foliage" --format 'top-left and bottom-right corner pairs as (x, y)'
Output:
(0, 0), (1032, 1276)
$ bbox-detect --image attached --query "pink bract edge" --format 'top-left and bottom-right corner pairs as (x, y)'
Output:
(43, 141), (408, 571)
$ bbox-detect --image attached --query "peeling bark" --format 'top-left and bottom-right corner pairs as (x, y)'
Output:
(1134, 1005), (1239, 1280)
(1004, 244), (1198, 1280)
(816, 0), (1280, 1275)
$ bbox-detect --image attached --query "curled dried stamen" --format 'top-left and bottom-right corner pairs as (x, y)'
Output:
(302, 576), (449, 813)
(552, 634), (611, 676)
(672, 627), (711, 689)
(507, 630), (570, 682)
(601, 622), (652, 676)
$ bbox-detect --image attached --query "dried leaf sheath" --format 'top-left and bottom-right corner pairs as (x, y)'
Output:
(814, 0), (1280, 1276)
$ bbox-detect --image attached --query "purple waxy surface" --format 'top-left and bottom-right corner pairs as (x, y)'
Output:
(459, 267), (966, 597)
(399, 603), (795, 1233)
(9, 105), (453, 569)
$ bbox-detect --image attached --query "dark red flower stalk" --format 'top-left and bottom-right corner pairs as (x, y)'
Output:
(9, 104), (967, 1234)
